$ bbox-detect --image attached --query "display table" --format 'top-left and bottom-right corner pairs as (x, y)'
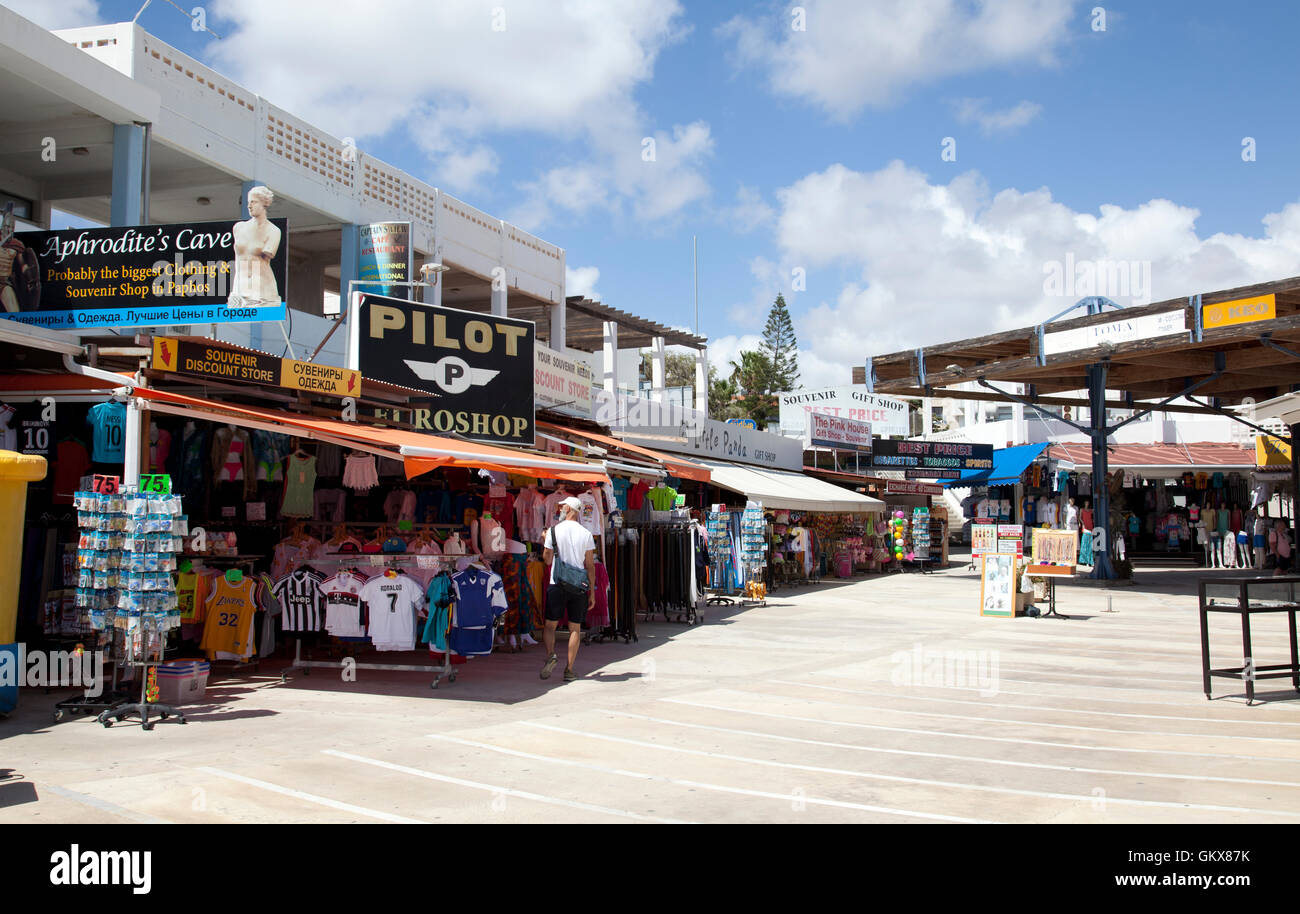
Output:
(1026, 564), (1074, 619)
(1198, 576), (1300, 705)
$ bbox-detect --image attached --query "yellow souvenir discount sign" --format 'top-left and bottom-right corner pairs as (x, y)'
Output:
(152, 337), (361, 397)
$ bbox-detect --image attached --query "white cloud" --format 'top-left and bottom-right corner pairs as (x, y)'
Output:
(206, 0), (707, 222)
(565, 265), (601, 301)
(705, 334), (765, 379)
(718, 0), (1074, 120)
(952, 98), (1043, 134)
(724, 184), (776, 233)
(2, 0), (101, 29)
(752, 160), (1300, 389)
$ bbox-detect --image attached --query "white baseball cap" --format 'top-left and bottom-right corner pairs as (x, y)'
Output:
(561, 496), (582, 513)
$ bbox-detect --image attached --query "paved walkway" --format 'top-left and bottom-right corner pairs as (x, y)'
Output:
(3, 562), (1299, 823)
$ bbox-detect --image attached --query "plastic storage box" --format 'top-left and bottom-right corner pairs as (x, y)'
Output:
(155, 660), (210, 705)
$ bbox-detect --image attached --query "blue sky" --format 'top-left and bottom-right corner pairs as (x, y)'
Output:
(14, 0), (1300, 387)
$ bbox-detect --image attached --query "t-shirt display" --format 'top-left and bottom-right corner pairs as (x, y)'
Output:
(627, 480), (650, 510)
(87, 401), (127, 463)
(448, 567), (508, 656)
(272, 568), (325, 632)
(320, 570), (367, 637)
(200, 575), (258, 661)
(646, 485), (678, 511)
(576, 490), (603, 535)
(281, 452), (318, 518)
(360, 572), (425, 651)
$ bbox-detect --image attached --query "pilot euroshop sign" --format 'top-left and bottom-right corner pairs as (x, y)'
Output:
(348, 293), (535, 446)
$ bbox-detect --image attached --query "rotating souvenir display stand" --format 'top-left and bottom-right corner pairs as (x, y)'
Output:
(71, 478), (190, 730)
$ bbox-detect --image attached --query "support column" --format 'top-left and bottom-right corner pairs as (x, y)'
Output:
(650, 336), (666, 403)
(602, 321), (619, 394)
(492, 220), (508, 316)
(110, 123), (145, 226)
(124, 399), (144, 489)
(1290, 422), (1300, 566)
(695, 347), (709, 416)
(339, 223), (359, 309)
(491, 279), (507, 316)
(550, 298), (566, 350)
(1089, 362), (1116, 579)
(553, 248), (567, 349)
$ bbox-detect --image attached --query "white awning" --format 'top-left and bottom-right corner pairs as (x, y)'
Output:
(700, 460), (884, 513)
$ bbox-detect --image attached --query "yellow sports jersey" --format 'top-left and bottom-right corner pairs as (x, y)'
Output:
(200, 577), (258, 659)
(177, 571), (211, 624)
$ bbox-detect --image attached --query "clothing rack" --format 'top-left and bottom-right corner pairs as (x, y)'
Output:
(282, 553), (498, 689)
(625, 521), (703, 625)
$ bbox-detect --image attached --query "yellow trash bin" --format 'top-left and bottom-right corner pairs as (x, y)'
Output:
(0, 450), (48, 644)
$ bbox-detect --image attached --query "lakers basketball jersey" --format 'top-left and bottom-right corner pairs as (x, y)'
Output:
(200, 576), (258, 659)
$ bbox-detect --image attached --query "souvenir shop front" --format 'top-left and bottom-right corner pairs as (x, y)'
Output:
(7, 368), (636, 711)
(946, 443), (1052, 529)
(801, 467), (948, 572)
(1045, 442), (1256, 565)
(691, 459), (884, 593)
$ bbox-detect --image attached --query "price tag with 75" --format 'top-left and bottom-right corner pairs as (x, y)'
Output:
(140, 474), (172, 495)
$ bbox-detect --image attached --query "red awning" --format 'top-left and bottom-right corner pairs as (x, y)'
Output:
(1046, 441), (1254, 471)
(129, 385), (609, 483)
(537, 421), (711, 482)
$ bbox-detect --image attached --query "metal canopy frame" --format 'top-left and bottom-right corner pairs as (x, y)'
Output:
(973, 351), (1226, 578)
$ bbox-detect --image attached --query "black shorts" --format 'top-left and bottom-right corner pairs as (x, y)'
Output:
(545, 584), (587, 625)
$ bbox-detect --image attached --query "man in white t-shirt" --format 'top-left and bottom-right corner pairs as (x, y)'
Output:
(540, 496), (596, 683)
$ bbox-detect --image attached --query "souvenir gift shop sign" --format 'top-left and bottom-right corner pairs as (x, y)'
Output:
(624, 416), (804, 472)
(534, 342), (592, 417)
(348, 293), (535, 446)
(870, 440), (993, 480)
(1, 219), (288, 329)
(807, 413), (872, 453)
(152, 337), (360, 397)
(778, 386), (909, 438)
(357, 222), (411, 298)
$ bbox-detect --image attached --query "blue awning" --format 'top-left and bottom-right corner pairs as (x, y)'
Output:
(944, 442), (1049, 488)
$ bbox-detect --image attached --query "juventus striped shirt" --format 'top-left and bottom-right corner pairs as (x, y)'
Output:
(271, 568), (326, 632)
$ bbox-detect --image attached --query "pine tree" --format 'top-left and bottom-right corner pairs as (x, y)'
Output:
(760, 293), (800, 393)
(729, 350), (777, 428)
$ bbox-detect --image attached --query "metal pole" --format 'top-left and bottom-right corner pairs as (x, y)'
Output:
(1290, 422), (1300, 564)
(1089, 362), (1116, 579)
(693, 235), (699, 338)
